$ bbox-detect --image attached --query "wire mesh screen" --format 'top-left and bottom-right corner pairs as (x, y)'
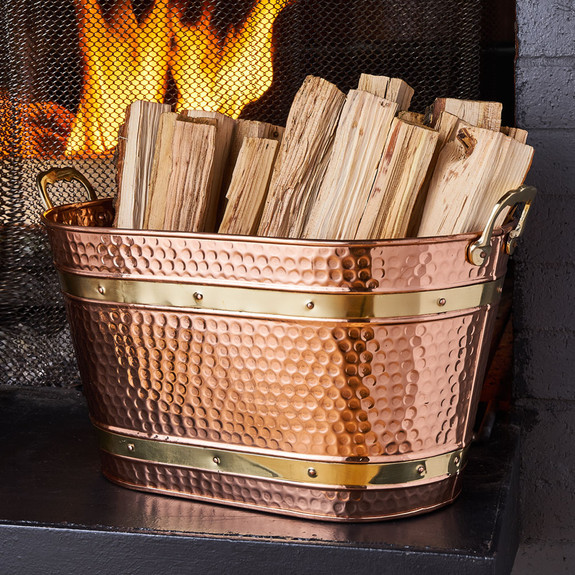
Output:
(2, 0), (492, 386)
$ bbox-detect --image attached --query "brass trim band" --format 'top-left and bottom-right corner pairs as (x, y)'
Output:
(60, 271), (503, 320)
(97, 427), (467, 488)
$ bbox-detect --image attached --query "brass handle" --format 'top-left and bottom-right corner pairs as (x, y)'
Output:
(467, 185), (537, 266)
(37, 167), (98, 211)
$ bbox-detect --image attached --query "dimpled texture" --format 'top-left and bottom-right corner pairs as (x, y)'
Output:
(101, 452), (462, 521)
(50, 199), (506, 519)
(46, 199), (509, 293)
(68, 301), (490, 460)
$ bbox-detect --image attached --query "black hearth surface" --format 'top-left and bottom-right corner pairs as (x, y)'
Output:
(0, 386), (518, 575)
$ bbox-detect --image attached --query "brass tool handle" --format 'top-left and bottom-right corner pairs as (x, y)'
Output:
(467, 185), (537, 266)
(37, 167), (98, 211)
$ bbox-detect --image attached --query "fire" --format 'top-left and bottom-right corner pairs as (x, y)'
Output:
(170, 0), (288, 118)
(1, 98), (74, 159)
(66, 0), (173, 157)
(66, 0), (289, 157)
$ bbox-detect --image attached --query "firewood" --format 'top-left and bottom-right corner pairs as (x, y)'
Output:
(115, 121), (127, 199)
(431, 98), (503, 132)
(257, 76), (346, 238)
(181, 109), (235, 231)
(161, 119), (217, 232)
(355, 118), (439, 239)
(357, 74), (390, 99)
(387, 78), (415, 111)
(397, 111), (426, 126)
(144, 114), (217, 230)
(302, 90), (398, 240)
(417, 123), (504, 237)
(358, 74), (414, 111)
(114, 100), (171, 229)
(219, 138), (279, 235)
(500, 126), (528, 144)
(220, 119), (284, 218)
(466, 134), (534, 232)
(144, 111), (178, 230)
(225, 120), (284, 187)
(406, 111), (462, 235)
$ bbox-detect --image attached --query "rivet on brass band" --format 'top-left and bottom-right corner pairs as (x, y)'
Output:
(59, 271), (503, 320)
(96, 428), (468, 489)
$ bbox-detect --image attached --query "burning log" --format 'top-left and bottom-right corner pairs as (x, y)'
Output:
(0, 98), (74, 159)
(171, 0), (291, 118)
(66, 0), (292, 157)
(67, 0), (172, 157)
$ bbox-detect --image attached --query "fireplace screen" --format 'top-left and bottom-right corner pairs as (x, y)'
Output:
(1, 0), (506, 386)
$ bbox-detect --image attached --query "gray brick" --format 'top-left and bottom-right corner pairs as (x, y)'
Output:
(517, 0), (575, 58)
(521, 129), (575, 196)
(514, 329), (575, 400)
(516, 192), (575, 264)
(516, 60), (575, 129)
(513, 262), (575, 331)
(516, 399), (575, 542)
(513, 542), (575, 574)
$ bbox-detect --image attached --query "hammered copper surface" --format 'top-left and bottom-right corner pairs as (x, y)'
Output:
(100, 452), (462, 522)
(44, 199), (509, 519)
(44, 199), (509, 293)
(67, 300), (492, 460)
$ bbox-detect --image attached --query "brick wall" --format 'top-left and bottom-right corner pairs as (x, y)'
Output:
(513, 0), (575, 565)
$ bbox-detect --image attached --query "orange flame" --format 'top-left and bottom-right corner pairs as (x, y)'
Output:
(66, 0), (289, 157)
(66, 0), (172, 156)
(170, 0), (288, 117)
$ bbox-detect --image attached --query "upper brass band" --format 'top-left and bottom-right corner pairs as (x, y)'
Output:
(60, 271), (503, 320)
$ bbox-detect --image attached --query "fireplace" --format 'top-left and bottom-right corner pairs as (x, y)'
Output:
(0, 0), (513, 387)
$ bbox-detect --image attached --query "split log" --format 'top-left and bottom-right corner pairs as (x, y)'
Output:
(500, 126), (528, 144)
(355, 118), (439, 239)
(219, 138), (279, 235)
(181, 109), (235, 231)
(302, 90), (398, 239)
(144, 111), (178, 230)
(257, 76), (346, 238)
(161, 119), (217, 232)
(114, 100), (171, 229)
(417, 123), (504, 237)
(431, 98), (503, 132)
(406, 111), (462, 235)
(358, 74), (414, 111)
